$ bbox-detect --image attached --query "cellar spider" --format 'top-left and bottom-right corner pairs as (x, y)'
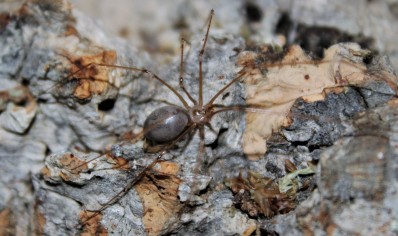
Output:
(41, 8), (372, 234)
(48, 9), (277, 231)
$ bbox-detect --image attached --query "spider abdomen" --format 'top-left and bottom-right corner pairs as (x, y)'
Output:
(144, 105), (190, 143)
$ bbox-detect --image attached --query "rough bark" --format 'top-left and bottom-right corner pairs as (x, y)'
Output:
(0, 1), (398, 235)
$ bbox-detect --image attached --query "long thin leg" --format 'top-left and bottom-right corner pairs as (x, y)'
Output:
(68, 128), (148, 172)
(198, 9), (214, 106)
(206, 53), (351, 108)
(44, 62), (190, 109)
(77, 123), (197, 229)
(211, 105), (286, 116)
(210, 103), (339, 123)
(179, 38), (197, 105)
(69, 153), (107, 172)
(71, 102), (194, 173)
(189, 125), (205, 197)
(198, 125), (205, 172)
(78, 153), (163, 229)
(67, 148), (132, 173)
(206, 69), (246, 106)
(71, 108), (192, 172)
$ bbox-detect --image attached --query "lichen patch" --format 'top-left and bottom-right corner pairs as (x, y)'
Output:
(59, 153), (89, 174)
(80, 211), (108, 236)
(225, 160), (315, 218)
(33, 205), (45, 235)
(60, 50), (117, 100)
(135, 161), (182, 236)
(0, 208), (15, 236)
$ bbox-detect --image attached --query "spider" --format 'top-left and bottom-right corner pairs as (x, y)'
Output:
(38, 7), (381, 235)
(42, 9), (271, 233)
